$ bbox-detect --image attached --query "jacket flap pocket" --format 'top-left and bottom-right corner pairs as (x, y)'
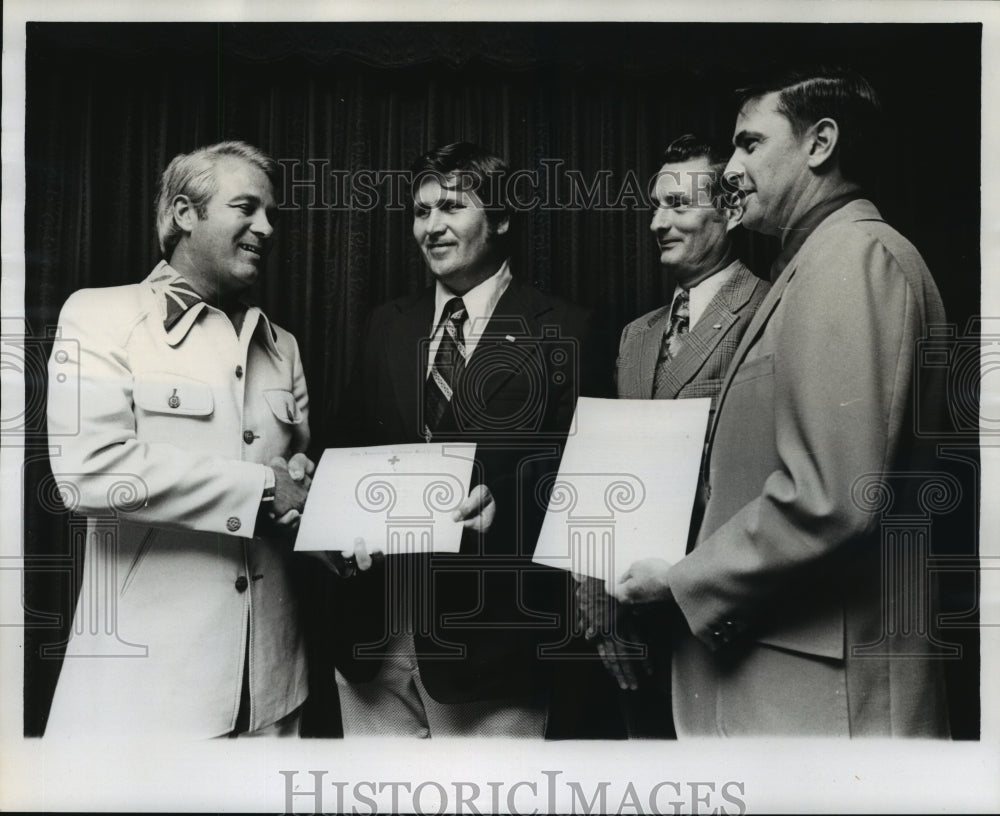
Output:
(134, 373), (214, 417)
(756, 609), (844, 661)
(264, 389), (304, 424)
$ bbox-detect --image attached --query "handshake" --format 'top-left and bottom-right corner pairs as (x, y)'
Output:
(264, 452), (317, 529)
(262, 451), (497, 568)
(264, 452), (375, 577)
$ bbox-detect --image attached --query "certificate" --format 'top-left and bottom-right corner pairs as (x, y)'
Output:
(531, 396), (710, 585)
(295, 443), (476, 555)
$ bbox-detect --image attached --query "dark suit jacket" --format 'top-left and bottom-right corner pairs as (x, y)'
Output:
(329, 277), (596, 704)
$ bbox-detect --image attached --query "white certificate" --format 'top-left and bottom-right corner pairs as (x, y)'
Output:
(532, 396), (710, 585)
(295, 443), (476, 555)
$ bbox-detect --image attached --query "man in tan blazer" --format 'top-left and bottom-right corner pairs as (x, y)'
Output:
(575, 134), (769, 737)
(45, 141), (314, 737)
(614, 69), (950, 736)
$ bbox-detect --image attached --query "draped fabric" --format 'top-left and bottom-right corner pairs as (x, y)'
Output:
(22, 22), (980, 736)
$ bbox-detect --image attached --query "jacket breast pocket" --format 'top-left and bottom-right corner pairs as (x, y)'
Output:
(729, 352), (774, 388)
(134, 373), (215, 417)
(678, 377), (724, 401)
(263, 389), (304, 425)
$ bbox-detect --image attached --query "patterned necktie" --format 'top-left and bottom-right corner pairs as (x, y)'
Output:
(424, 296), (468, 441)
(652, 287), (690, 397)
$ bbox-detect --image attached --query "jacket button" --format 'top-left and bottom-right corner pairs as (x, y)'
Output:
(235, 365), (244, 378)
(243, 430), (256, 445)
(226, 516), (241, 532)
(235, 576), (249, 592)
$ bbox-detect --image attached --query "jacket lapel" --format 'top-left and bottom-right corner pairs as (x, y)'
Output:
(384, 289), (436, 439)
(702, 201), (884, 456)
(652, 261), (761, 399)
(701, 263), (794, 454)
(632, 306), (672, 398)
(461, 279), (548, 409)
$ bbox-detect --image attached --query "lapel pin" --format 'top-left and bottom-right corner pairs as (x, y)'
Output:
(712, 323), (723, 330)
(505, 335), (516, 342)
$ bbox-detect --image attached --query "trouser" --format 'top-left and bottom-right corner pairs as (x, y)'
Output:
(228, 627), (301, 737)
(335, 633), (546, 738)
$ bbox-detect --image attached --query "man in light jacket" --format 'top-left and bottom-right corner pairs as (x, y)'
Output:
(45, 141), (314, 737)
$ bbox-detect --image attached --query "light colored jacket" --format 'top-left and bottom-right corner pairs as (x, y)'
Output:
(45, 262), (309, 737)
(668, 200), (950, 736)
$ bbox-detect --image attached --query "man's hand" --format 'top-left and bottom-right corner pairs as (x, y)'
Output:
(270, 457), (310, 518)
(612, 558), (674, 605)
(452, 484), (495, 533)
(576, 575), (612, 640)
(596, 633), (644, 691)
(308, 537), (384, 578)
(286, 452), (316, 483)
(576, 576), (649, 690)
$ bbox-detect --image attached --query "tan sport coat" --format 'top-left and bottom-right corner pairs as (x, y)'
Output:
(45, 262), (309, 737)
(667, 200), (950, 736)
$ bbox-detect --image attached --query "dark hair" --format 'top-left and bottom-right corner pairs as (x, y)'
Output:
(155, 141), (277, 257)
(408, 141), (511, 229)
(736, 66), (882, 185)
(659, 133), (733, 205)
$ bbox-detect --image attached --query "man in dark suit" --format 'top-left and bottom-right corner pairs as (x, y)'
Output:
(577, 134), (769, 737)
(614, 69), (950, 736)
(327, 142), (595, 736)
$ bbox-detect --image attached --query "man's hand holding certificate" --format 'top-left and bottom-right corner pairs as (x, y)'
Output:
(294, 443), (478, 557)
(532, 397), (710, 589)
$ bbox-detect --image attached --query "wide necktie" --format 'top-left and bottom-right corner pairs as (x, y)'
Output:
(651, 287), (690, 397)
(423, 296), (468, 441)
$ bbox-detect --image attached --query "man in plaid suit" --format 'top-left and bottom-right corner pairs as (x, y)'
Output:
(576, 134), (769, 737)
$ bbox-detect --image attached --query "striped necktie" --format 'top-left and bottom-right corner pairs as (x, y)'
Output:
(652, 288), (690, 397)
(423, 296), (468, 441)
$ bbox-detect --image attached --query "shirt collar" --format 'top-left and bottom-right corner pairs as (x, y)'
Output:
(432, 260), (512, 338)
(146, 260), (282, 357)
(771, 189), (863, 279)
(672, 257), (739, 330)
(148, 260), (204, 332)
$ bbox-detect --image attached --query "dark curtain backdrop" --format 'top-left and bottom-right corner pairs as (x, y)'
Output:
(23, 22), (981, 737)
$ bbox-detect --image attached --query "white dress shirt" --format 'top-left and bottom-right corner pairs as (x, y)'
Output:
(671, 258), (739, 328)
(426, 260), (512, 373)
